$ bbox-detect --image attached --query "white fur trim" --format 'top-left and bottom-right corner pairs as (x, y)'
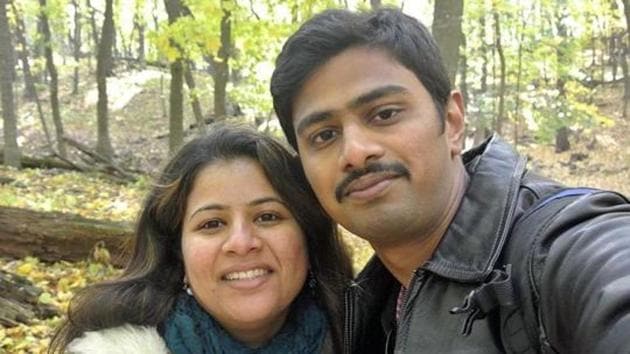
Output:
(67, 324), (169, 354)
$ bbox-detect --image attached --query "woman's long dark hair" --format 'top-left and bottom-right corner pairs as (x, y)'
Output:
(49, 124), (353, 353)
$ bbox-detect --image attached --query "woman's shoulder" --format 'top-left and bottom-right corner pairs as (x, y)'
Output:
(66, 324), (170, 354)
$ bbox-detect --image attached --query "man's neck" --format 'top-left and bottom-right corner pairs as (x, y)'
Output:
(373, 165), (470, 287)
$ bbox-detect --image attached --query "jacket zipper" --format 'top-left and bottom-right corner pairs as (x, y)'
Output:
(343, 284), (356, 354)
(395, 269), (426, 351)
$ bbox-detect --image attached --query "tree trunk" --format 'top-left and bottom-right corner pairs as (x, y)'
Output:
(168, 60), (184, 154)
(164, 0), (185, 154)
(480, 11), (488, 93)
(152, 0), (160, 34)
(493, 10), (506, 136)
(184, 62), (205, 134)
(86, 0), (99, 50)
(0, 0), (20, 168)
(134, 7), (146, 67)
(622, 0), (629, 118)
(514, 12), (525, 148)
(472, 6), (490, 146)
(96, 0), (115, 160)
(554, 2), (570, 153)
(610, 34), (618, 81)
(8, 2), (53, 150)
(71, 0), (81, 95)
(432, 0), (464, 84)
(39, 0), (67, 158)
(370, 0), (381, 9)
(0, 206), (133, 266)
(555, 126), (570, 153)
(117, 23), (129, 58)
(621, 45), (629, 119)
(212, 0), (232, 120)
(9, 1), (37, 101)
(459, 34), (468, 113)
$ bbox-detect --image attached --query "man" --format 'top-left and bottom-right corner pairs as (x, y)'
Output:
(271, 8), (630, 354)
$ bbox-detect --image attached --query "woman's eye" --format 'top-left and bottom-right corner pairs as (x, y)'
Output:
(256, 212), (280, 223)
(199, 219), (223, 230)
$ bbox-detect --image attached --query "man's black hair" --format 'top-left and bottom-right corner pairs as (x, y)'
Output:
(271, 7), (452, 149)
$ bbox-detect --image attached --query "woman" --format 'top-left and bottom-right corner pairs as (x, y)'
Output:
(49, 124), (353, 353)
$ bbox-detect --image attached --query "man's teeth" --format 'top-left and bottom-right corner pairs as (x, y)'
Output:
(224, 268), (269, 281)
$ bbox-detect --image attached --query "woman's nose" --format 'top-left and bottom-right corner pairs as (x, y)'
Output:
(221, 223), (262, 255)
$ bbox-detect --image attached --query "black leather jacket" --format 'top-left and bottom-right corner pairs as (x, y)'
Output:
(344, 136), (630, 354)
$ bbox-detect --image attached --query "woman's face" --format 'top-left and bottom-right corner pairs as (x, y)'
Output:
(181, 158), (308, 346)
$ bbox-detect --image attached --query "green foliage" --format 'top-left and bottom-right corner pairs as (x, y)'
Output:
(461, 0), (622, 143)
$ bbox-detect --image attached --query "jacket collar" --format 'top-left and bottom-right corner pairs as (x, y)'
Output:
(423, 135), (527, 282)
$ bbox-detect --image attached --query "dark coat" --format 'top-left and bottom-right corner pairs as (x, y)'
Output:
(344, 135), (630, 354)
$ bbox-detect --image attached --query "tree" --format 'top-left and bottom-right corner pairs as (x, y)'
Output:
(133, 0), (146, 67)
(513, 3), (527, 147)
(86, 0), (99, 50)
(96, 0), (115, 160)
(0, 0), (20, 167)
(184, 62), (205, 133)
(70, 0), (81, 95)
(164, 0), (185, 153)
(9, 0), (53, 152)
(39, 0), (67, 158)
(621, 0), (629, 118)
(465, 0), (492, 146)
(493, 4), (506, 136)
(432, 0), (464, 84)
(10, 1), (37, 101)
(209, 0), (232, 119)
(554, 1), (571, 153)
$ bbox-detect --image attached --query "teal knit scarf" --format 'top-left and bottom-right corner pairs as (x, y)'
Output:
(162, 293), (328, 354)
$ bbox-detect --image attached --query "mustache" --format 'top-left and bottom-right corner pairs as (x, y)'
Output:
(335, 162), (410, 202)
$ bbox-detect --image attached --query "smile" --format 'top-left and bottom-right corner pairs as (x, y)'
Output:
(223, 268), (271, 281)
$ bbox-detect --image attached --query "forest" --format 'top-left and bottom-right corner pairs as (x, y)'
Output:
(0, 0), (628, 352)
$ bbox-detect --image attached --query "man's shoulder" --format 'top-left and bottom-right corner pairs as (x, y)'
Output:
(67, 324), (169, 354)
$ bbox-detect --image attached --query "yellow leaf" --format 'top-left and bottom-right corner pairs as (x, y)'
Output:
(57, 277), (70, 292)
(16, 263), (34, 276)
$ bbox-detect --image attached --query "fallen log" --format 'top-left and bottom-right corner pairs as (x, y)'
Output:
(0, 151), (79, 171)
(0, 206), (133, 267)
(62, 136), (137, 182)
(0, 269), (59, 326)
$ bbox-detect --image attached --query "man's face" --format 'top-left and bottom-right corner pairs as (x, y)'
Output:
(292, 47), (464, 246)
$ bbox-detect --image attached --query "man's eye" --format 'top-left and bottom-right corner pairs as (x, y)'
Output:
(374, 108), (401, 121)
(311, 129), (338, 145)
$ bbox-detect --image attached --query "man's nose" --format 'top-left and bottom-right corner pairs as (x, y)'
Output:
(339, 125), (385, 172)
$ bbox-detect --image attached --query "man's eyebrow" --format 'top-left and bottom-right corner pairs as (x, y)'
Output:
(349, 85), (408, 109)
(296, 110), (332, 137)
(295, 85), (408, 137)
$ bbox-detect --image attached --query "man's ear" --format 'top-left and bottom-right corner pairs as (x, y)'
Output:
(444, 90), (466, 157)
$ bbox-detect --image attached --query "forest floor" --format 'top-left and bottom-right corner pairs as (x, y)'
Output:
(0, 67), (628, 352)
